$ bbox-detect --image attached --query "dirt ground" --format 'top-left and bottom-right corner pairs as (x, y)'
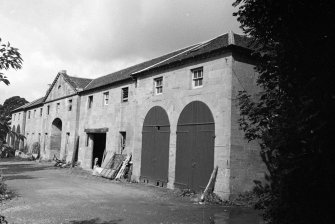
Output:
(0, 159), (262, 224)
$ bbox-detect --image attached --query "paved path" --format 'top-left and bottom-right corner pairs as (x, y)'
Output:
(0, 159), (261, 224)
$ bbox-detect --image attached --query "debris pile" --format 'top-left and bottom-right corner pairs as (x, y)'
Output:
(53, 155), (73, 168)
(92, 152), (132, 181)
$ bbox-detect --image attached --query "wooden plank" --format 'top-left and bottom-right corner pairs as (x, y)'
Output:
(115, 154), (132, 180)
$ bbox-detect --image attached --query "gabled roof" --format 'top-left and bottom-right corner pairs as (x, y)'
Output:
(44, 71), (93, 101)
(83, 31), (252, 92)
(84, 45), (197, 91)
(12, 97), (44, 112)
(63, 74), (92, 90)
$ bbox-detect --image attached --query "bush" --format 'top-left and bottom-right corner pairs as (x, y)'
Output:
(31, 142), (40, 155)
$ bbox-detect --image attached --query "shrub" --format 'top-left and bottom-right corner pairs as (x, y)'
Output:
(31, 142), (40, 154)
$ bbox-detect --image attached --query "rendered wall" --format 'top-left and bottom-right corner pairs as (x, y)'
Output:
(229, 53), (266, 198)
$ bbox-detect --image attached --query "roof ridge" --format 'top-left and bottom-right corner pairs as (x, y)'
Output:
(131, 33), (228, 76)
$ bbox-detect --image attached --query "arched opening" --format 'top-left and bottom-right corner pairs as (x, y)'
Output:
(175, 101), (215, 192)
(50, 118), (62, 159)
(140, 106), (170, 187)
(11, 125), (15, 147)
(15, 125), (21, 150)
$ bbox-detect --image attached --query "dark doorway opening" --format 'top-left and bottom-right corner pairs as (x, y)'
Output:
(50, 118), (62, 159)
(91, 133), (106, 168)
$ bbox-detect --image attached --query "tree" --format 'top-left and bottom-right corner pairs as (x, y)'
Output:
(0, 38), (23, 85)
(0, 96), (28, 143)
(233, 1), (334, 223)
(0, 38), (24, 147)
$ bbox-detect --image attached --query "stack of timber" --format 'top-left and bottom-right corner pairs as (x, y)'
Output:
(115, 153), (132, 180)
(100, 153), (128, 179)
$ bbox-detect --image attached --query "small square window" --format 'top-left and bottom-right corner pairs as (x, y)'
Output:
(154, 77), (163, 95)
(68, 99), (72, 111)
(103, 92), (109, 105)
(121, 87), (129, 102)
(192, 67), (203, 88)
(88, 95), (93, 109)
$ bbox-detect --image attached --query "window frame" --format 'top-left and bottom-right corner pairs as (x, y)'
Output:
(191, 67), (204, 88)
(121, 87), (129, 102)
(68, 99), (73, 111)
(103, 92), (109, 106)
(88, 95), (93, 109)
(154, 77), (163, 95)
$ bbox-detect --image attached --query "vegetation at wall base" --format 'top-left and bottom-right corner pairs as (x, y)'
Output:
(233, 0), (334, 223)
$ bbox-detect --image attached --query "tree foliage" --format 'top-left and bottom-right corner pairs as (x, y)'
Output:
(0, 96), (28, 143)
(0, 38), (23, 85)
(233, 0), (334, 223)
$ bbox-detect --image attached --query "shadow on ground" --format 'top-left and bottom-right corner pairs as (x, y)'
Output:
(68, 218), (123, 224)
(3, 174), (36, 180)
(0, 162), (54, 175)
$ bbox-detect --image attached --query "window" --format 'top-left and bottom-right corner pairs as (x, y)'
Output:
(40, 108), (43, 117)
(103, 92), (109, 105)
(154, 77), (163, 95)
(47, 105), (50, 115)
(56, 103), (60, 112)
(88, 95), (93, 109)
(28, 111), (31, 119)
(68, 99), (72, 111)
(13, 114), (16, 121)
(192, 67), (203, 88)
(18, 113), (20, 120)
(121, 87), (129, 102)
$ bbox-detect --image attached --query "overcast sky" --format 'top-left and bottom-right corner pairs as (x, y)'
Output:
(0, 0), (241, 104)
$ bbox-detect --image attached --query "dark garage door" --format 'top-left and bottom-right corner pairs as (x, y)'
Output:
(175, 101), (215, 192)
(140, 106), (170, 186)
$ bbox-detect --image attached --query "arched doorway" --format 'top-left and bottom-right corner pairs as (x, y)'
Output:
(140, 106), (170, 187)
(11, 125), (15, 147)
(175, 101), (215, 192)
(15, 125), (21, 150)
(50, 118), (62, 159)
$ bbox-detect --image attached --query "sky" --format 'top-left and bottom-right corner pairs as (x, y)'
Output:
(0, 0), (241, 104)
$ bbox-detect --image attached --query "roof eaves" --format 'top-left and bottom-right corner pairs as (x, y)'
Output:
(131, 33), (228, 77)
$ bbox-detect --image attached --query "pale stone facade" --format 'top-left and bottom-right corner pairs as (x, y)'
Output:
(10, 32), (265, 199)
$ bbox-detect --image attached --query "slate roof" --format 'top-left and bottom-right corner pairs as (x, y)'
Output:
(12, 97), (45, 112)
(64, 74), (92, 90)
(12, 31), (252, 113)
(84, 45), (197, 91)
(84, 31), (252, 91)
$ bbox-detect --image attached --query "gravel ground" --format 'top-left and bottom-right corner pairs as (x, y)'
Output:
(0, 159), (262, 224)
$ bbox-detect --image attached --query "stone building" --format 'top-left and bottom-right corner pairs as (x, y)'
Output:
(10, 32), (265, 199)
